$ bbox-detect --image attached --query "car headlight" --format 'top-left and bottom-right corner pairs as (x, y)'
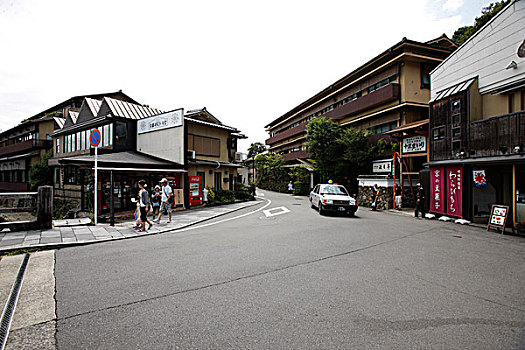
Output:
(323, 199), (333, 204)
(349, 199), (356, 205)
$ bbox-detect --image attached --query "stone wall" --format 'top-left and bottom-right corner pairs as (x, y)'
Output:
(358, 185), (416, 209)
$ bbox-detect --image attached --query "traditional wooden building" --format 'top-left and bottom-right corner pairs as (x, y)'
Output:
(427, 0), (525, 232)
(0, 91), (136, 192)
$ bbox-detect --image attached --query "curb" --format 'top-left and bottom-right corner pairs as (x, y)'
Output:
(0, 200), (263, 255)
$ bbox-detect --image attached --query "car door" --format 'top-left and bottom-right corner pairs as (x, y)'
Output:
(314, 185), (321, 207)
(311, 185), (319, 206)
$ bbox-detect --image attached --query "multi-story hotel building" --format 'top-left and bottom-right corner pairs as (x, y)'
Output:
(265, 35), (457, 184)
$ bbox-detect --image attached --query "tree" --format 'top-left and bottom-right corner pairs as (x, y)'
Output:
(29, 152), (53, 190)
(247, 142), (266, 159)
(452, 1), (510, 45)
(254, 152), (287, 192)
(305, 118), (345, 182)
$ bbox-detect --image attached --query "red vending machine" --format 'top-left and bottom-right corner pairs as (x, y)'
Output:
(189, 176), (203, 206)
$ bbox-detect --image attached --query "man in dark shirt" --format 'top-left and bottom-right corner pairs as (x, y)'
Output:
(415, 183), (425, 219)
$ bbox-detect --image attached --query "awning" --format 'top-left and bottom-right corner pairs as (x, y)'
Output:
(52, 151), (186, 172)
(430, 77), (476, 103)
(424, 154), (525, 167)
(383, 119), (429, 135)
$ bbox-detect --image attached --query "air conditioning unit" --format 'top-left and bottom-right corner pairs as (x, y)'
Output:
(234, 152), (245, 162)
(187, 150), (196, 159)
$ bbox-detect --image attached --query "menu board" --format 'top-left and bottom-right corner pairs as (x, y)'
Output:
(487, 205), (509, 232)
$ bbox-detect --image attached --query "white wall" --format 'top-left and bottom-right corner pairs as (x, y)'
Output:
(137, 110), (185, 165)
(431, 1), (525, 97)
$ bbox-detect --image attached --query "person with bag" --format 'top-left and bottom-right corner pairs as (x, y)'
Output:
(138, 180), (153, 231)
(154, 178), (173, 224)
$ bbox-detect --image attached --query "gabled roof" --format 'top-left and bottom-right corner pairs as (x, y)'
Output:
(54, 117), (66, 129)
(28, 90), (139, 121)
(74, 98), (102, 126)
(185, 107), (222, 125)
(98, 97), (163, 119)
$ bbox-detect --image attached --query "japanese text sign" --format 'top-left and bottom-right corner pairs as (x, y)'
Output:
(430, 166), (445, 214)
(446, 166), (463, 217)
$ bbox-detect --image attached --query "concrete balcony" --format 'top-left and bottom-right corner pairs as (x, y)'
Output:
(282, 150), (309, 162)
(0, 139), (52, 157)
(266, 121), (308, 146)
(325, 83), (400, 120)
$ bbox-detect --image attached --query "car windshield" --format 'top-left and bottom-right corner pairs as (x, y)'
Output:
(320, 185), (348, 196)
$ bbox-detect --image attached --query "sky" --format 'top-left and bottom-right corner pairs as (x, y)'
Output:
(0, 0), (491, 153)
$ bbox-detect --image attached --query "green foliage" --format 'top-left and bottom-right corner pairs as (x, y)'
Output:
(340, 128), (381, 179)
(293, 181), (309, 196)
(29, 152), (53, 191)
(305, 118), (345, 183)
(233, 184), (255, 201)
(214, 190), (235, 204)
(247, 142), (267, 159)
(289, 165), (310, 183)
(452, 1), (510, 45)
(254, 152), (287, 192)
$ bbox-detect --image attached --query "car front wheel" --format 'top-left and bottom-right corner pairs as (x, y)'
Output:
(318, 203), (324, 215)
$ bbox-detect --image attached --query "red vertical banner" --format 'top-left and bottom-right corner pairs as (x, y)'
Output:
(430, 167), (445, 214)
(446, 166), (463, 217)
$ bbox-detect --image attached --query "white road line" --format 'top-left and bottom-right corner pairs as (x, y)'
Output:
(175, 196), (272, 232)
(263, 206), (290, 217)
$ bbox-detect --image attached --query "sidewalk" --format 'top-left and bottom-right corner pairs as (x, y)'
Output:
(0, 200), (261, 254)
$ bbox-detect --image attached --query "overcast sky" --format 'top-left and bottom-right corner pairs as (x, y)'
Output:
(0, 0), (489, 152)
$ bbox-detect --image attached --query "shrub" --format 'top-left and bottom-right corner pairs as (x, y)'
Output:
(293, 181), (309, 196)
(214, 190), (235, 204)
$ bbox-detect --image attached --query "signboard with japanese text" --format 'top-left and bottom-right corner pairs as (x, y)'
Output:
(446, 166), (463, 217)
(372, 159), (392, 173)
(402, 135), (426, 154)
(137, 109), (183, 134)
(430, 166), (445, 214)
(487, 205), (509, 232)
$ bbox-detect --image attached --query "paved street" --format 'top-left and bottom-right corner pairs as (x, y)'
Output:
(2, 189), (525, 349)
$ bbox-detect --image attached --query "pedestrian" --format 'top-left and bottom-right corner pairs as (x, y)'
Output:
(288, 181), (294, 194)
(371, 184), (379, 211)
(154, 178), (173, 223)
(138, 180), (153, 231)
(151, 185), (161, 218)
(133, 199), (142, 229)
(394, 183), (402, 210)
(415, 183), (426, 219)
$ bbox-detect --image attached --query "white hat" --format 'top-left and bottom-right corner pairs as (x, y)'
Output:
(160, 178), (168, 183)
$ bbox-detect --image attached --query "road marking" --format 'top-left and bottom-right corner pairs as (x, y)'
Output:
(263, 206), (290, 217)
(176, 196), (272, 232)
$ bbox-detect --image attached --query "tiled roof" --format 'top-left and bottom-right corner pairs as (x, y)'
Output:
(103, 97), (162, 119)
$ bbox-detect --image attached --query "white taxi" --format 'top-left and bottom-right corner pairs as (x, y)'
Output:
(309, 183), (358, 216)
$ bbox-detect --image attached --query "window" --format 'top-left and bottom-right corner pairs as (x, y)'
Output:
(452, 127), (461, 139)
(115, 122), (127, 147)
(368, 75), (397, 93)
(342, 92), (362, 105)
(372, 121), (397, 134)
(76, 132), (81, 151)
(103, 125), (109, 146)
(214, 172), (222, 190)
(56, 138), (60, 154)
(421, 63), (432, 88)
(432, 127), (445, 141)
(85, 130), (90, 149)
(452, 140), (461, 152)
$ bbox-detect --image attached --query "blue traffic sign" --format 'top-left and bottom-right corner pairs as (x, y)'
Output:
(90, 129), (101, 147)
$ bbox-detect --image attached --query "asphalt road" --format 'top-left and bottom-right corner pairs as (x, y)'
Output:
(54, 190), (525, 349)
